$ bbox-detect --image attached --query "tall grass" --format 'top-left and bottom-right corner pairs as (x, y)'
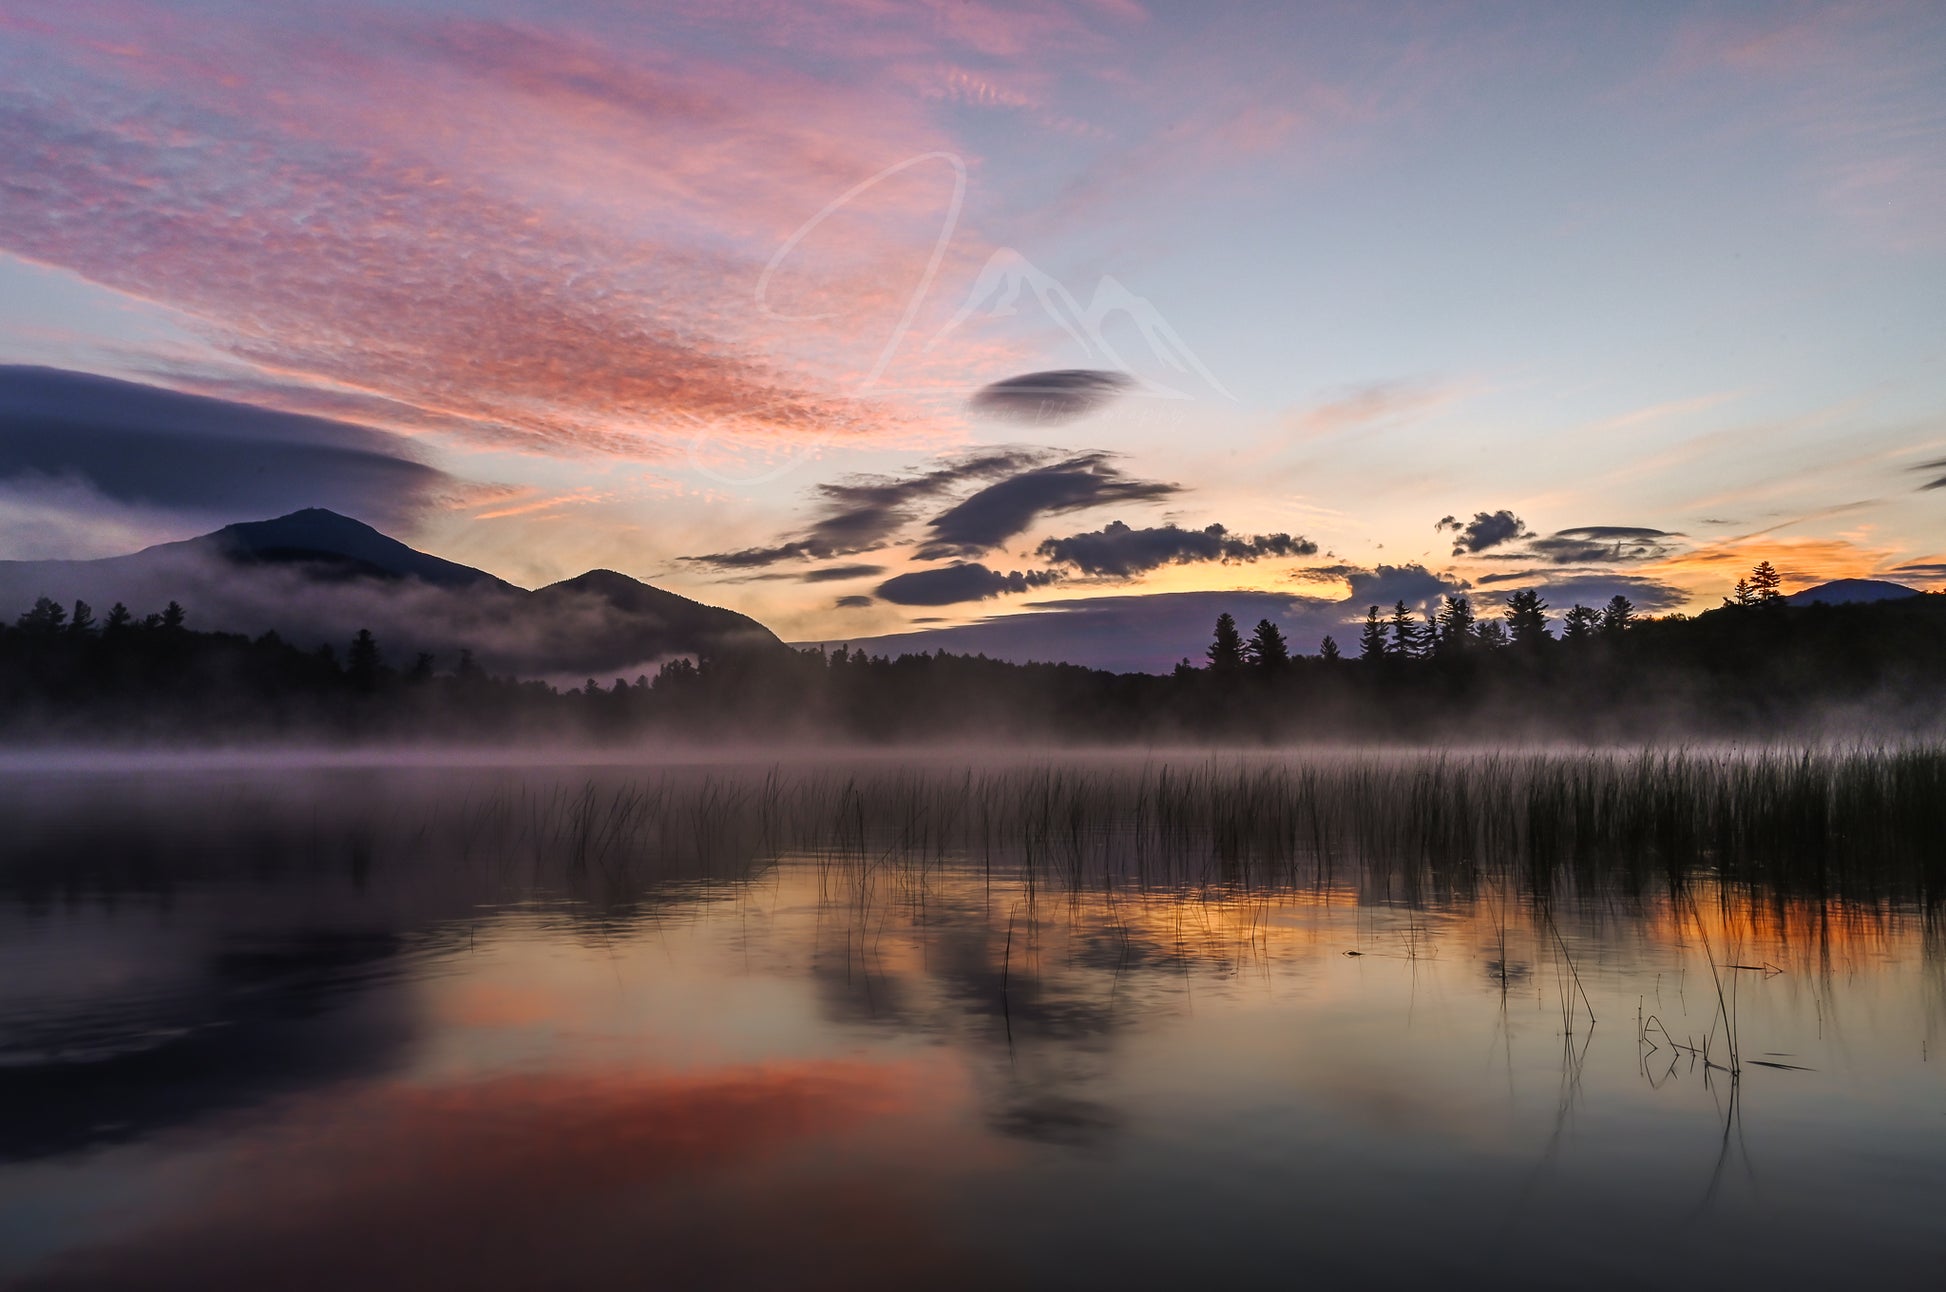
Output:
(5, 745), (1943, 916)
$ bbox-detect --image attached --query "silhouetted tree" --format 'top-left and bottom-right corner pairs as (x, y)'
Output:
(103, 602), (131, 635)
(1358, 606), (1388, 661)
(1562, 604), (1600, 641)
(16, 597), (65, 634)
(1600, 594), (1635, 636)
(1389, 601), (1423, 660)
(407, 652), (435, 684)
(1473, 620), (1509, 650)
(160, 601), (186, 631)
(1207, 613), (1245, 673)
(347, 629), (381, 692)
(1434, 594), (1475, 656)
(1750, 560), (1783, 603)
(1318, 634), (1342, 662)
(1504, 589), (1551, 648)
(1246, 618), (1289, 671)
(1725, 578), (1756, 608)
(67, 601), (96, 637)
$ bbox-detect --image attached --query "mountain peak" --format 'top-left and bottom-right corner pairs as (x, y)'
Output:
(1785, 579), (1921, 607)
(203, 509), (512, 591)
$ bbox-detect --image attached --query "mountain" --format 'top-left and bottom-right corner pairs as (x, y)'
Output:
(201, 509), (514, 589)
(0, 510), (783, 676)
(1785, 579), (1921, 606)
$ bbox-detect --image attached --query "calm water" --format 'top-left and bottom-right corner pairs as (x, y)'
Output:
(2, 757), (1942, 1289)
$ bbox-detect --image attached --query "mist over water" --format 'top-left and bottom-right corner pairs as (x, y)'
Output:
(2, 752), (1942, 1290)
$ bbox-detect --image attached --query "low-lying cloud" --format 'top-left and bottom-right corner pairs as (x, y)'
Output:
(915, 453), (1177, 559)
(873, 563), (1063, 606)
(1035, 520), (1317, 577)
(686, 450), (1046, 569)
(0, 367), (454, 535)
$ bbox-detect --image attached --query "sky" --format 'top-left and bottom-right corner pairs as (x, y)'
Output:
(3, 0), (1945, 669)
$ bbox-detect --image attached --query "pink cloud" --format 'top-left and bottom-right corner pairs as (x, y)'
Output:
(0, 3), (1054, 457)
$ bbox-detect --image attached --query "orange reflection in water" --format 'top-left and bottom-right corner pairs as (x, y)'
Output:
(27, 1057), (992, 1292)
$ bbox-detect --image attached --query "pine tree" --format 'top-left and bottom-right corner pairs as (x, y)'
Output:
(1562, 604), (1600, 641)
(1504, 589), (1551, 648)
(1433, 594), (1475, 656)
(1724, 578), (1756, 608)
(1600, 594), (1635, 636)
(1358, 606), (1388, 660)
(1246, 618), (1289, 671)
(67, 600), (96, 637)
(347, 628), (381, 692)
(1389, 601), (1422, 659)
(16, 597), (66, 634)
(103, 603), (131, 635)
(1473, 620), (1509, 649)
(161, 601), (186, 631)
(1749, 561), (1783, 603)
(1318, 634), (1342, 662)
(1207, 612), (1245, 672)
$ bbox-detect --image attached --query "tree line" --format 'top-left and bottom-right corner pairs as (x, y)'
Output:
(2, 560), (1942, 743)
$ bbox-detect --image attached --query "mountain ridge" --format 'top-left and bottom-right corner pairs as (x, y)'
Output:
(0, 509), (783, 675)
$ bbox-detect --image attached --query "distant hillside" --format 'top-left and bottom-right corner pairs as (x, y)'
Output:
(1786, 579), (1922, 606)
(0, 510), (783, 676)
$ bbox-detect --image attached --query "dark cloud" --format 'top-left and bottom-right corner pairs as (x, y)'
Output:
(1911, 457), (1946, 491)
(834, 595), (873, 608)
(916, 453), (1177, 559)
(1340, 563), (1469, 610)
(1289, 562), (1470, 617)
(0, 366), (452, 531)
(1034, 521), (1317, 577)
(1436, 509), (1533, 555)
(1887, 562), (1946, 582)
(1477, 573), (1687, 613)
(1512, 526), (1684, 565)
(970, 370), (1133, 422)
(873, 563), (1063, 607)
(685, 450), (1045, 569)
(800, 564), (886, 583)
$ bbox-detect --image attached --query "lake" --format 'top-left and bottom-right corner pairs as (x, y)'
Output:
(2, 750), (1942, 1289)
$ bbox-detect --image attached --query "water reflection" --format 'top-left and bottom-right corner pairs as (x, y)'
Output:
(1, 759), (1942, 1289)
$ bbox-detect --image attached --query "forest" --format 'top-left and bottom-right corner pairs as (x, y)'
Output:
(3, 563), (1943, 743)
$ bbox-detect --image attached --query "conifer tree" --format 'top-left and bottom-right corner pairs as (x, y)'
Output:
(1562, 604), (1599, 641)
(1434, 594), (1475, 656)
(16, 597), (65, 634)
(1389, 601), (1422, 659)
(1358, 606), (1388, 660)
(1600, 594), (1635, 636)
(1207, 612), (1245, 672)
(347, 629), (381, 692)
(1750, 560), (1783, 602)
(1318, 634), (1342, 662)
(1504, 589), (1551, 648)
(1246, 618), (1290, 671)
